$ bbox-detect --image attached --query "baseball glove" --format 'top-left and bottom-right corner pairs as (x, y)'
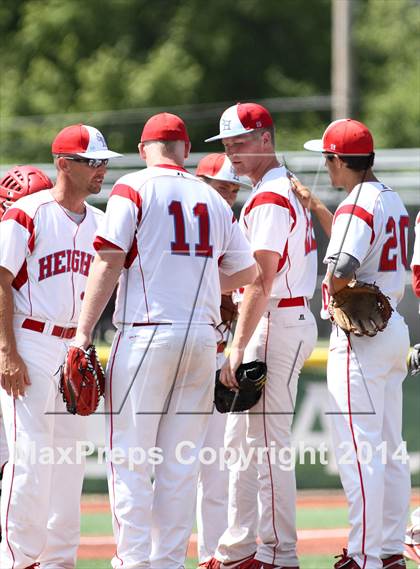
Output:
(408, 344), (420, 376)
(59, 345), (105, 415)
(329, 280), (393, 337)
(214, 360), (267, 413)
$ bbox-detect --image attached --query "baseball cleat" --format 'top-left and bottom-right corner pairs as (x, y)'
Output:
(198, 559), (222, 569)
(334, 549), (362, 569)
(381, 554), (406, 567)
(198, 554), (256, 568)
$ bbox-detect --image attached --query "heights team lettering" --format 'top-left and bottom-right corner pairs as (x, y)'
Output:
(38, 250), (94, 281)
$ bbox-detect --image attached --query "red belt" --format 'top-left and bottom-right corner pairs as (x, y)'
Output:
(22, 318), (77, 339)
(217, 341), (227, 354)
(277, 296), (305, 308)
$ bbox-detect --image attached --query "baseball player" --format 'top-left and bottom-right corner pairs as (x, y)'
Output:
(304, 119), (410, 569)
(405, 508), (420, 567)
(72, 113), (256, 569)
(196, 152), (251, 208)
(411, 210), (420, 299)
(0, 165), (53, 543)
(195, 153), (251, 564)
(202, 103), (318, 569)
(404, 210), (420, 567)
(408, 209), (420, 377)
(0, 124), (121, 569)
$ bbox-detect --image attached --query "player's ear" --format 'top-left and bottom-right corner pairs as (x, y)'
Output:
(138, 143), (147, 160)
(261, 130), (271, 148)
(184, 141), (191, 159)
(55, 156), (70, 173)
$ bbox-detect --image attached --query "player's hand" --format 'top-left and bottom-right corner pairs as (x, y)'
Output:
(219, 346), (244, 389)
(287, 172), (315, 211)
(0, 349), (31, 398)
(409, 344), (420, 376)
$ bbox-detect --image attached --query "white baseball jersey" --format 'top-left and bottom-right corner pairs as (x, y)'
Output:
(0, 189), (103, 325)
(411, 210), (420, 305)
(239, 165), (317, 299)
(94, 164), (254, 328)
(324, 181), (409, 308)
(411, 210), (420, 268)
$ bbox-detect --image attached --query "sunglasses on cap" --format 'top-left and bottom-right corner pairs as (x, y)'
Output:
(61, 156), (109, 168)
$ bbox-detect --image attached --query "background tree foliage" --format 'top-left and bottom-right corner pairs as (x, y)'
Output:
(355, 0), (420, 148)
(0, 0), (418, 162)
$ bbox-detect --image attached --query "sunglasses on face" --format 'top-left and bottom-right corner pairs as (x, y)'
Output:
(63, 156), (109, 168)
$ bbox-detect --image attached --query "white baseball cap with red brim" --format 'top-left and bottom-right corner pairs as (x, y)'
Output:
(205, 102), (273, 142)
(304, 119), (374, 156)
(52, 124), (122, 159)
(196, 153), (252, 189)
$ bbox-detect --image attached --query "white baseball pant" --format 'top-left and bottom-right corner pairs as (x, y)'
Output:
(0, 326), (87, 569)
(216, 302), (317, 567)
(196, 352), (229, 563)
(106, 324), (216, 569)
(327, 311), (410, 569)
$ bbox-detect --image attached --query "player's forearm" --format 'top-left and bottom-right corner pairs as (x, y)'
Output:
(220, 263), (257, 293)
(327, 272), (352, 295)
(0, 268), (18, 354)
(312, 199), (333, 237)
(76, 252), (125, 339)
(231, 277), (272, 351)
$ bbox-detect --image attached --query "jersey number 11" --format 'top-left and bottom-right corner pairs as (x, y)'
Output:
(168, 200), (213, 258)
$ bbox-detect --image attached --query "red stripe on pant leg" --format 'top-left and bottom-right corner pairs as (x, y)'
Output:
(108, 332), (124, 566)
(261, 313), (280, 565)
(4, 399), (17, 568)
(346, 338), (367, 569)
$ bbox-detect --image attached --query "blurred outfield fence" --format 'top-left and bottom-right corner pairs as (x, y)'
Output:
(2, 148), (418, 207)
(3, 149), (417, 337)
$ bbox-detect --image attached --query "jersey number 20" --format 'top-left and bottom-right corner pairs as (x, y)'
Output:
(379, 215), (409, 271)
(168, 200), (213, 258)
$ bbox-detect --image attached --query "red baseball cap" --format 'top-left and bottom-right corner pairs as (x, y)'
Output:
(205, 103), (273, 142)
(196, 153), (251, 188)
(52, 124), (122, 159)
(141, 113), (190, 143)
(304, 119), (374, 156)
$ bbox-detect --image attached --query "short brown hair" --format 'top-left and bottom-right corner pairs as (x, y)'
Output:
(339, 153), (375, 172)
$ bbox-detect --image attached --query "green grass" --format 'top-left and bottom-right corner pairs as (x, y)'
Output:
(81, 512), (113, 535)
(80, 507), (350, 536)
(78, 507), (419, 569)
(297, 506), (348, 529)
(75, 557), (418, 569)
(76, 562), (110, 569)
(82, 505), (348, 537)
